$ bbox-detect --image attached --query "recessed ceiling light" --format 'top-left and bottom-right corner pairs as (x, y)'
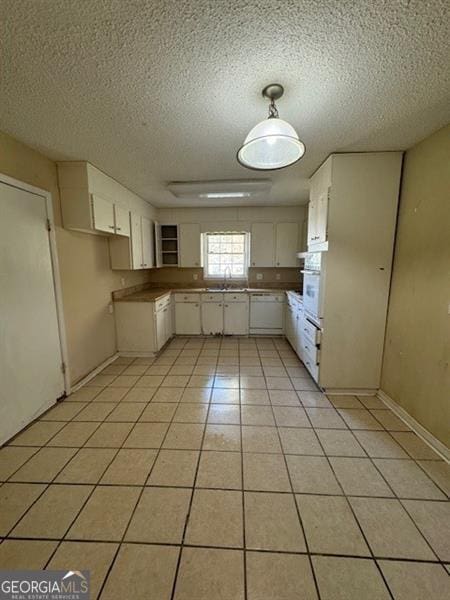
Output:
(198, 192), (251, 199)
(167, 179), (271, 200)
(237, 83), (305, 171)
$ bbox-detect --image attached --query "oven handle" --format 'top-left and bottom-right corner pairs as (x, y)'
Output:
(301, 270), (321, 275)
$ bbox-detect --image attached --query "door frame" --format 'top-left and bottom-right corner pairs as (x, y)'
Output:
(0, 172), (71, 395)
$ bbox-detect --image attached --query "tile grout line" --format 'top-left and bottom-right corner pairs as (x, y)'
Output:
(305, 406), (398, 599)
(168, 336), (217, 600)
(42, 377), (160, 573)
(95, 337), (192, 600)
(238, 340), (248, 600)
(261, 341), (323, 600)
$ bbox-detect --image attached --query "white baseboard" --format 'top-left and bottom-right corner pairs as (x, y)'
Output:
(324, 388), (378, 396)
(118, 351), (156, 357)
(377, 389), (449, 463)
(71, 353), (120, 393)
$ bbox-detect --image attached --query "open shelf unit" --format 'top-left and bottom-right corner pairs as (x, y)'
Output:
(160, 224), (179, 266)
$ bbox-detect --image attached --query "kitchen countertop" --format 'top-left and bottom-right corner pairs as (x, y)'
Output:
(114, 287), (302, 303)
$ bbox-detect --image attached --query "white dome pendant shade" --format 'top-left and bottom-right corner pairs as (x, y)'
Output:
(237, 83), (305, 171)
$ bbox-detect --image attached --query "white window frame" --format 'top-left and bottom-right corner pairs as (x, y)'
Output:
(202, 232), (249, 279)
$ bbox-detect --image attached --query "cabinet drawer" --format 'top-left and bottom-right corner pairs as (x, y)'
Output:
(201, 293), (224, 302)
(155, 294), (171, 312)
(301, 338), (319, 368)
(301, 318), (321, 345)
(226, 293), (248, 302)
(303, 354), (319, 382)
(174, 293), (200, 302)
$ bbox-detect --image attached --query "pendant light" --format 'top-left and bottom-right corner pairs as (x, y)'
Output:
(237, 84), (305, 170)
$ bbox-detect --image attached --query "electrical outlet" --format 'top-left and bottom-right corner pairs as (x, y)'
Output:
(120, 277), (125, 287)
(108, 303), (114, 314)
(193, 273), (198, 280)
(275, 273), (281, 280)
(256, 273), (263, 280)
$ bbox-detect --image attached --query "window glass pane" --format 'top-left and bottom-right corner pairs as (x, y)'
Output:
(205, 232), (247, 278)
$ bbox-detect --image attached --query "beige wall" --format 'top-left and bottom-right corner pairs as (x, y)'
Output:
(0, 131), (151, 384)
(381, 124), (450, 447)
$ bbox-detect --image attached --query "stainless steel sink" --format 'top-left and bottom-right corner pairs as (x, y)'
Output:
(206, 287), (248, 292)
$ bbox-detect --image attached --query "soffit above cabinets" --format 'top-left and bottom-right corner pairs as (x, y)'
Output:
(1, 1), (449, 207)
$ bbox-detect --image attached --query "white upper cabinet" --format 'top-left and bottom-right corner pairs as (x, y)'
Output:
(251, 222), (274, 267)
(141, 216), (154, 269)
(275, 222), (299, 267)
(110, 213), (154, 270)
(114, 204), (131, 237)
(57, 161), (151, 237)
(307, 158), (332, 248)
(179, 223), (201, 267)
(91, 194), (115, 234)
(130, 213), (143, 270)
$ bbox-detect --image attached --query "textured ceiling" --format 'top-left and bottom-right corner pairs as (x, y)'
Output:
(1, 0), (449, 207)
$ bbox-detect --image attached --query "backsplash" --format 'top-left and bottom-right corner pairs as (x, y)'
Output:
(145, 267), (301, 290)
(112, 267), (301, 299)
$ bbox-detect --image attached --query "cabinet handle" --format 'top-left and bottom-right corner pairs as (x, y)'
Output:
(109, 225), (115, 229)
(276, 262), (280, 266)
(116, 227), (122, 231)
(224, 304), (229, 307)
(252, 262), (255, 266)
(143, 263), (147, 267)
(195, 304), (199, 307)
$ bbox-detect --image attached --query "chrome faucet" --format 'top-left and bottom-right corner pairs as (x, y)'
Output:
(223, 265), (232, 290)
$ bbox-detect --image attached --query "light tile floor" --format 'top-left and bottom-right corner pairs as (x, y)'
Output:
(1, 336), (449, 600)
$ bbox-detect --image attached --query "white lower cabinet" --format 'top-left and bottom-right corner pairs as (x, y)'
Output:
(224, 299), (249, 335)
(202, 302), (224, 335)
(115, 294), (172, 353)
(175, 299), (201, 335)
(156, 302), (172, 350)
(285, 292), (321, 383)
(285, 301), (298, 351)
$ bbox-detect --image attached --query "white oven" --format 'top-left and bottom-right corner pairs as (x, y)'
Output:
(301, 252), (323, 327)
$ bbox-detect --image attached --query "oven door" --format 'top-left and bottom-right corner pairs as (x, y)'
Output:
(302, 272), (321, 326)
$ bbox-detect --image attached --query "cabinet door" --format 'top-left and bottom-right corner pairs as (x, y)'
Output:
(201, 302), (223, 335)
(251, 223), (274, 267)
(307, 196), (318, 246)
(285, 304), (295, 348)
(163, 305), (173, 342)
(91, 194), (115, 234)
(154, 221), (162, 268)
(316, 187), (329, 244)
(114, 205), (130, 237)
(141, 216), (154, 268)
(179, 223), (201, 267)
(129, 212), (143, 269)
(224, 302), (249, 335)
(156, 309), (166, 350)
(275, 223), (299, 267)
(175, 303), (201, 335)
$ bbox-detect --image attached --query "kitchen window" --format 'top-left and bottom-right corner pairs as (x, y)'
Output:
(203, 232), (249, 278)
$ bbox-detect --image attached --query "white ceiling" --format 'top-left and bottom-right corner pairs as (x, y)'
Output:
(1, 1), (449, 207)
